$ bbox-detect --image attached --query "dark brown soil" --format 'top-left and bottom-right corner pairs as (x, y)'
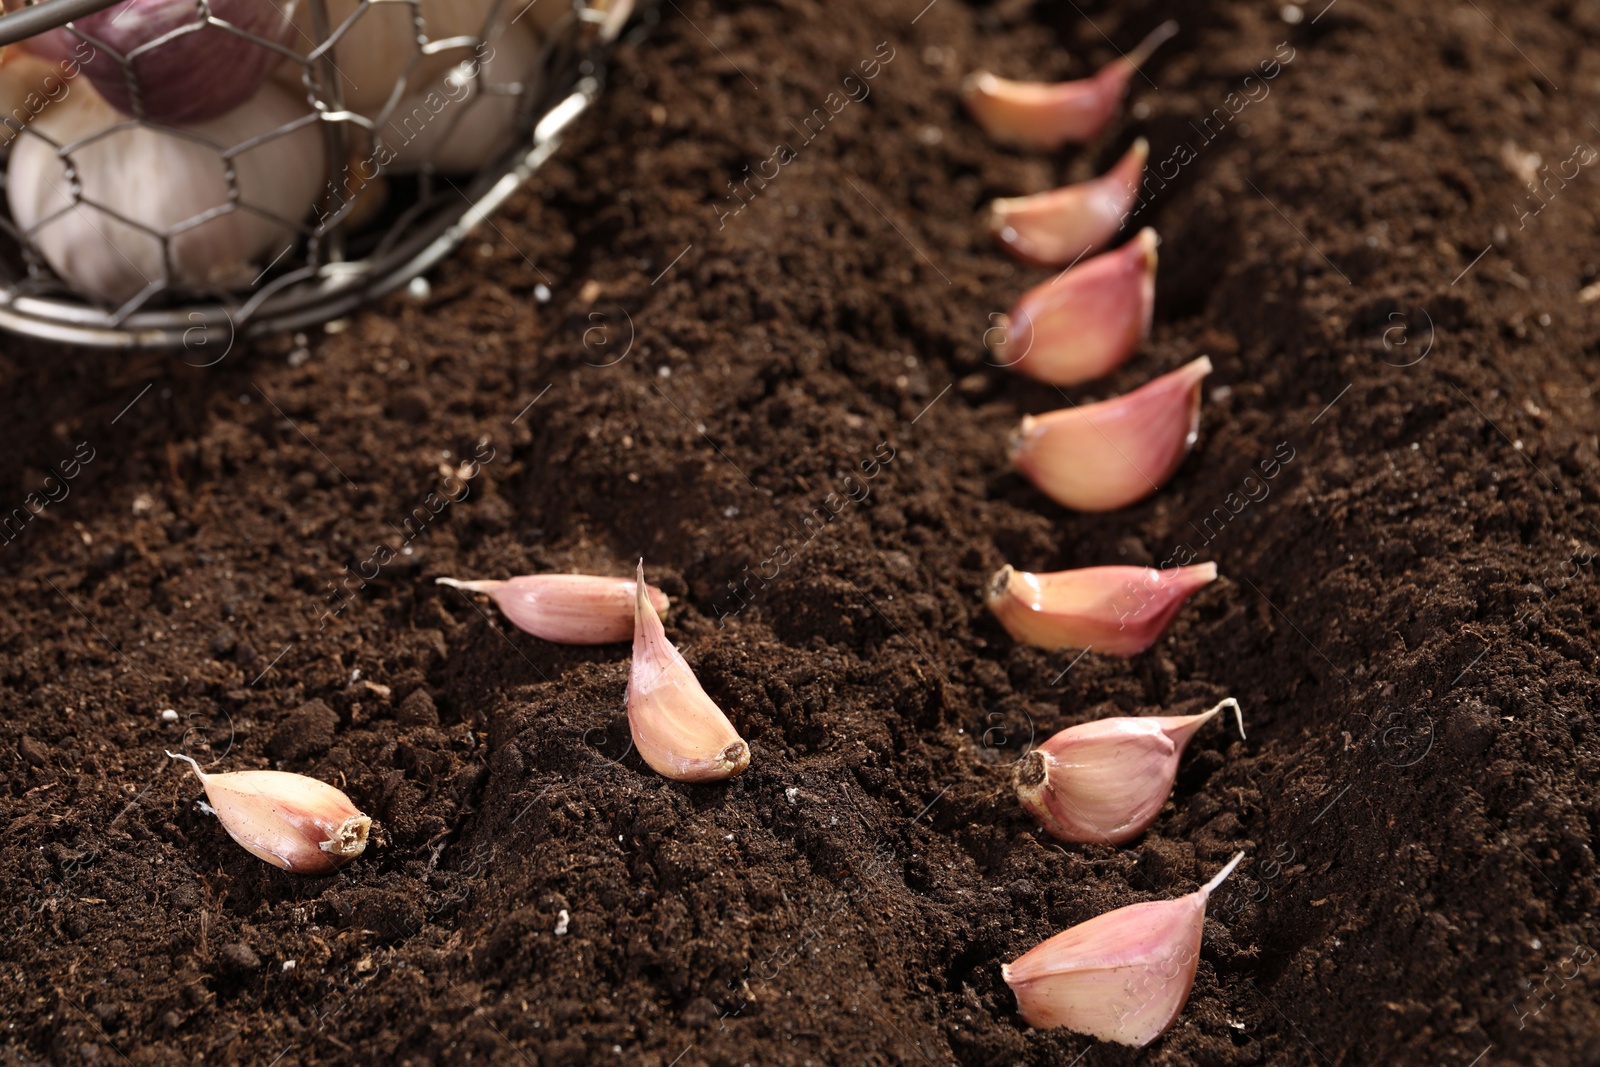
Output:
(5, 0), (1600, 1063)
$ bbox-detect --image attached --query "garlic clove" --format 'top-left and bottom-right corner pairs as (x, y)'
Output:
(167, 752), (371, 874)
(1014, 699), (1243, 845)
(627, 561), (750, 782)
(1002, 851), (1244, 1046)
(1009, 355), (1212, 512)
(988, 228), (1157, 386)
(987, 139), (1149, 268)
(986, 560), (1217, 656)
(962, 22), (1177, 149)
(437, 572), (670, 645)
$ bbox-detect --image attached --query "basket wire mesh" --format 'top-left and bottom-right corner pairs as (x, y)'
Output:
(0, 0), (638, 347)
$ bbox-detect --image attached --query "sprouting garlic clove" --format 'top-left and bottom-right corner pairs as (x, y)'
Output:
(627, 561), (750, 782)
(962, 22), (1178, 149)
(167, 751), (371, 874)
(437, 573), (670, 645)
(1014, 699), (1243, 845)
(986, 560), (1217, 656)
(988, 228), (1158, 386)
(1002, 851), (1244, 1046)
(986, 139), (1149, 268)
(1009, 355), (1212, 512)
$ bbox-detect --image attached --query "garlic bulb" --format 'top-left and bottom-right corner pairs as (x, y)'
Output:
(27, 0), (294, 124)
(379, 20), (542, 173)
(0, 48), (64, 138)
(281, 0), (562, 115)
(7, 80), (324, 305)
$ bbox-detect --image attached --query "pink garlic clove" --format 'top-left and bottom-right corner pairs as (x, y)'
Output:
(989, 228), (1158, 386)
(167, 752), (372, 874)
(962, 22), (1178, 149)
(628, 561), (750, 782)
(1009, 355), (1212, 512)
(1002, 851), (1244, 1046)
(1014, 699), (1244, 845)
(987, 139), (1149, 268)
(436, 573), (670, 645)
(986, 561), (1217, 657)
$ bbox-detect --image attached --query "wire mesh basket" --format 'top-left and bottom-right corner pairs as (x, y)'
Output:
(0, 0), (641, 348)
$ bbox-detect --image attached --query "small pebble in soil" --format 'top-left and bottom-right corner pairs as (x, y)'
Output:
(19, 735), (47, 766)
(534, 284), (551, 303)
(554, 909), (570, 936)
(282, 960), (296, 973)
(219, 943), (261, 973)
(407, 276), (431, 300)
(1281, 3), (1304, 22)
(161, 709), (178, 723)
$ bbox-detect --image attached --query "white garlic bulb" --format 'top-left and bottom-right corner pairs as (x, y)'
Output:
(7, 80), (324, 305)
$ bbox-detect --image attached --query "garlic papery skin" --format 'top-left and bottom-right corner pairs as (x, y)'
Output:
(986, 561), (1217, 657)
(627, 561), (749, 782)
(987, 139), (1148, 268)
(6, 80), (324, 306)
(962, 21), (1177, 149)
(437, 572), (669, 645)
(0, 49), (64, 136)
(1014, 699), (1243, 845)
(1002, 851), (1244, 1046)
(989, 228), (1157, 386)
(167, 752), (371, 874)
(1009, 355), (1212, 512)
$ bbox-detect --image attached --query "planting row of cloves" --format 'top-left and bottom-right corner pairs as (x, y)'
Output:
(159, 14), (1237, 1054)
(964, 20), (1254, 1048)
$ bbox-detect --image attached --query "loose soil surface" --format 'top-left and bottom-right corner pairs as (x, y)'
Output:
(5, 0), (1600, 1063)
